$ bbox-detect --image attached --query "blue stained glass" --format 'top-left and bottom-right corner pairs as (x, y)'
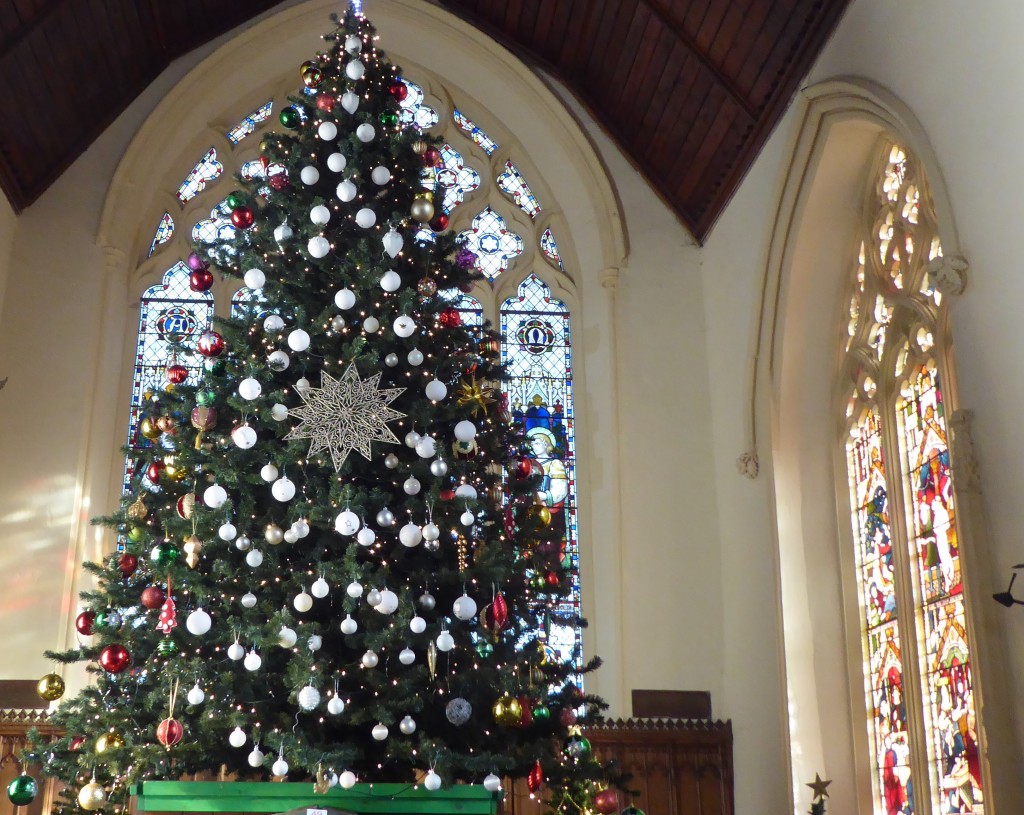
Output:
(177, 147), (223, 205)
(397, 78), (439, 130)
(148, 212), (175, 257)
(231, 286), (268, 319)
(227, 101), (273, 145)
(497, 161), (541, 218)
(454, 109), (498, 155)
(124, 262), (213, 493)
(458, 207), (524, 280)
(540, 227), (564, 270)
(192, 198), (237, 257)
(501, 274), (581, 681)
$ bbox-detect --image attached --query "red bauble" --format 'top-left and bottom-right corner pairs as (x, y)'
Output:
(429, 213), (449, 232)
(518, 696), (533, 728)
(165, 364), (188, 384)
(230, 206), (255, 229)
(439, 489), (456, 501)
(141, 585), (165, 609)
(118, 554), (138, 578)
(175, 494), (194, 519)
(259, 155), (271, 170)
(75, 611), (95, 636)
(156, 717), (184, 747)
(268, 173), (290, 191)
(99, 644), (131, 674)
(197, 331), (225, 358)
(316, 94), (336, 113)
(515, 456), (532, 480)
(422, 146), (442, 168)
(439, 307), (462, 327)
(593, 791), (619, 814)
(458, 280), (475, 294)
(191, 406), (217, 431)
(189, 268), (214, 292)
(527, 760), (543, 793)
(146, 461), (164, 482)
(69, 735), (86, 752)
(559, 707), (578, 726)
(485, 593), (509, 631)
(389, 82), (409, 102)
(545, 570), (561, 587)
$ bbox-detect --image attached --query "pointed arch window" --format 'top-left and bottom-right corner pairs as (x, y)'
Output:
(842, 142), (982, 813)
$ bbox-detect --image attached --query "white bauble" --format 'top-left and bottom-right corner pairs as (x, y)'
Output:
(341, 91), (359, 113)
(246, 549), (264, 567)
(371, 165), (391, 185)
(228, 640), (245, 660)
(327, 696), (345, 715)
(424, 770), (442, 791)
(264, 314), (285, 332)
(399, 715), (417, 735)
(399, 647), (415, 665)
(335, 288), (356, 309)
(298, 685), (321, 710)
(380, 270), (401, 291)
(376, 507), (395, 527)
(260, 463), (279, 482)
(362, 650), (379, 668)
(308, 236), (331, 258)
(287, 329), (310, 352)
(461, 510), (475, 526)
(218, 522), (237, 541)
(403, 476), (421, 495)
(336, 179), (357, 202)
(204, 484), (227, 508)
(383, 228), (403, 258)
(273, 477), (296, 501)
(393, 315), (416, 337)
(186, 608), (212, 635)
(371, 723), (388, 741)
(285, 527), (299, 545)
(293, 590), (313, 613)
(453, 594), (478, 621)
(339, 770), (357, 789)
(436, 630), (455, 652)
(455, 484), (478, 500)
(229, 727), (246, 748)
(399, 522), (422, 547)
(340, 614), (358, 635)
(278, 626), (298, 648)
(345, 59), (365, 80)
(366, 589), (382, 607)
(355, 208), (376, 228)
(272, 757), (289, 777)
(363, 316), (380, 333)
(311, 577), (329, 598)
(235, 535), (252, 552)
(409, 616), (427, 634)
(244, 650), (262, 671)
(335, 509), (360, 535)
(344, 34), (362, 53)
(384, 353), (399, 367)
(310, 205), (331, 225)
(384, 453), (399, 469)
(241, 592), (257, 609)
(271, 403), (289, 421)
(232, 424), (257, 449)
(308, 634), (323, 651)
(294, 518), (310, 537)
(425, 380), (447, 401)
(187, 683), (205, 705)
(357, 526), (376, 546)
(300, 166), (320, 185)
(356, 123), (375, 143)
(268, 349), (290, 372)
(483, 774), (502, 792)
(407, 348), (424, 366)
(430, 458), (448, 476)
(273, 222), (293, 244)
(454, 420), (477, 442)
(422, 522), (440, 541)
(405, 430), (421, 448)
(419, 592), (436, 611)
(329, 773), (339, 788)
(327, 152), (347, 172)
(243, 268), (265, 289)
(375, 589), (399, 614)
(247, 746), (265, 767)
(239, 377), (262, 400)
(416, 436), (437, 458)
(318, 121), (338, 141)
(295, 377), (311, 395)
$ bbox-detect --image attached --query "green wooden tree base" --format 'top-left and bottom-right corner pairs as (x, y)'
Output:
(131, 781), (499, 815)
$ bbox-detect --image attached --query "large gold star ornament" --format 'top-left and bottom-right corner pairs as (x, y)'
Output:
(806, 773), (831, 800)
(455, 375), (496, 416)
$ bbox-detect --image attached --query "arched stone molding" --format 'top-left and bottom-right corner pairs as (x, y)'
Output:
(759, 77), (1021, 812)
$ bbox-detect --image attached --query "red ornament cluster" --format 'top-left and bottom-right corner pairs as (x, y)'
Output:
(99, 644), (131, 674)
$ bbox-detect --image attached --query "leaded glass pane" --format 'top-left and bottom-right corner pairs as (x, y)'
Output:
(501, 274), (581, 679)
(397, 78), (439, 130)
(231, 286), (267, 319)
(192, 198), (237, 256)
(457, 207), (523, 280)
(540, 228), (563, 270)
(148, 212), (174, 257)
(454, 109), (498, 155)
(227, 101), (273, 145)
(177, 147), (223, 205)
(497, 161), (541, 219)
(124, 262), (213, 493)
(436, 144), (480, 213)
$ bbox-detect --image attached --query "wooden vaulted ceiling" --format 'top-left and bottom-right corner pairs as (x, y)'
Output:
(0, 0), (850, 242)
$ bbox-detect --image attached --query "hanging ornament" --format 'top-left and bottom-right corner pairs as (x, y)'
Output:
(227, 640), (245, 660)
(187, 682), (205, 705)
(99, 644), (131, 673)
(7, 774), (38, 806)
(429, 213), (450, 232)
(157, 637), (177, 657)
(439, 307), (462, 328)
(527, 761), (543, 793)
(410, 193), (435, 223)
(371, 723), (388, 741)
(423, 769), (442, 791)
(77, 781), (106, 811)
(564, 734), (592, 758)
(157, 576), (178, 634)
(165, 362), (188, 385)
(593, 791), (619, 814)
(229, 727), (247, 748)
(244, 650), (262, 671)
(311, 576), (329, 598)
(36, 673), (65, 702)
(410, 616), (426, 634)
(184, 534), (203, 569)
(399, 647), (415, 665)
(455, 376), (496, 417)
(383, 228), (403, 258)
(389, 82), (408, 102)
(427, 641), (437, 679)
(157, 716), (184, 748)
(272, 751), (289, 777)
(279, 106), (302, 128)
(95, 729), (124, 753)
(445, 697), (472, 726)
(75, 610), (96, 636)
(453, 594), (477, 620)
(185, 607), (211, 635)
(298, 684), (321, 711)
(247, 745), (265, 767)
(96, 608), (122, 630)
(328, 695), (345, 715)
(422, 146), (442, 167)
(189, 267), (214, 293)
(483, 774), (501, 793)
(293, 589), (313, 613)
(493, 693), (522, 726)
(436, 629), (455, 652)
(532, 703), (551, 721)
(231, 206), (255, 229)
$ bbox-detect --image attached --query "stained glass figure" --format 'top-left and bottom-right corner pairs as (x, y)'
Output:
(227, 101), (273, 145)
(397, 78), (439, 130)
(436, 143), (480, 213)
(501, 274), (581, 680)
(454, 109), (498, 155)
(457, 207), (523, 280)
(497, 161), (541, 219)
(148, 212), (175, 257)
(124, 262), (213, 493)
(540, 228), (563, 270)
(177, 147), (223, 205)
(192, 198), (236, 257)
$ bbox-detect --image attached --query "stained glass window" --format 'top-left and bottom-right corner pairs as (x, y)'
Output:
(497, 161), (541, 219)
(124, 262), (213, 493)
(397, 78), (439, 130)
(435, 144), (480, 213)
(842, 141), (982, 814)
(454, 109), (498, 155)
(501, 274), (581, 679)
(540, 228), (563, 270)
(177, 147), (223, 205)
(457, 207), (523, 280)
(231, 285), (267, 319)
(227, 101), (273, 144)
(192, 198), (237, 256)
(148, 212), (175, 257)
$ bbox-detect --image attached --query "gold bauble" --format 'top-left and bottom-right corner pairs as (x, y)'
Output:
(163, 456), (187, 482)
(95, 729), (124, 754)
(155, 415), (176, 434)
(139, 417), (161, 440)
(527, 504), (552, 527)
(126, 496), (148, 520)
(37, 673), (65, 701)
(492, 693), (522, 726)
(78, 782), (106, 811)
(410, 194), (435, 224)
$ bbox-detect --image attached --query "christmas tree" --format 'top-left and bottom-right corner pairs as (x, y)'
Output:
(24, 6), (618, 815)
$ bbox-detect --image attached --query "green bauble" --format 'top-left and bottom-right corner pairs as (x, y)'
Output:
(204, 358), (226, 375)
(7, 774), (38, 806)
(475, 640), (494, 658)
(127, 526), (145, 543)
(196, 390), (217, 407)
(156, 638), (177, 657)
(529, 573), (546, 591)
(150, 541), (181, 567)
(532, 704), (551, 721)
(226, 191), (243, 210)
(564, 735), (592, 757)
(380, 112), (399, 126)
(279, 107), (301, 128)
(95, 609), (122, 630)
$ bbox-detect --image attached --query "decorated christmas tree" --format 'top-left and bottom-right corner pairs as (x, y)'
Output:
(21, 6), (620, 815)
